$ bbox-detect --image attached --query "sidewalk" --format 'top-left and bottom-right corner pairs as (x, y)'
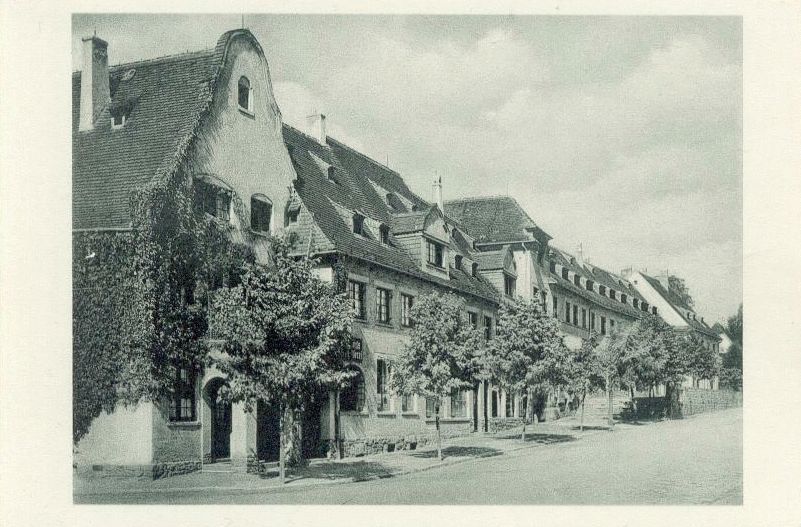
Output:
(74, 417), (626, 498)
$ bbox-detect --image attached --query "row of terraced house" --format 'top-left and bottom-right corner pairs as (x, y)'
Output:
(73, 29), (722, 478)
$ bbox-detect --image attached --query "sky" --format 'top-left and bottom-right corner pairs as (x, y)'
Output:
(72, 14), (742, 324)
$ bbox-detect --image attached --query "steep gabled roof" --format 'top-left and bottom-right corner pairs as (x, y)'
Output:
(639, 272), (719, 338)
(391, 209), (434, 235)
(283, 124), (500, 304)
(72, 29), (263, 230)
(444, 196), (551, 244)
(473, 250), (508, 272)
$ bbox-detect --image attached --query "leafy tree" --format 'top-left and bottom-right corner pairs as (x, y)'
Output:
(726, 303), (743, 345)
(564, 334), (603, 432)
(211, 235), (353, 483)
(487, 297), (563, 441)
(719, 367), (743, 391)
(593, 325), (636, 428)
(668, 274), (695, 309)
(390, 293), (484, 460)
(682, 333), (721, 387)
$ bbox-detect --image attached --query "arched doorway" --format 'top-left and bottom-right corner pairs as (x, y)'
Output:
(204, 378), (231, 462)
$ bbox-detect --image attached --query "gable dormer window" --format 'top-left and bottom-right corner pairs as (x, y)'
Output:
(586, 280), (594, 291)
(561, 268), (569, 280)
(633, 298), (640, 309)
(238, 76), (252, 112)
(573, 274), (581, 286)
(472, 262), (479, 277)
(110, 110), (127, 129)
(352, 213), (364, 235)
(504, 274), (516, 297)
(426, 240), (444, 268)
(454, 254), (463, 270)
(621, 293), (628, 304)
(327, 166), (337, 182)
(379, 224), (390, 245)
(609, 289), (616, 300)
(598, 285), (606, 296)
(549, 261), (556, 273)
(250, 195), (272, 234)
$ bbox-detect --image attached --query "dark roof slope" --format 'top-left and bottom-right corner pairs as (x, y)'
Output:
(473, 250), (508, 272)
(283, 125), (500, 304)
(72, 29), (261, 230)
(444, 196), (551, 244)
(391, 209), (433, 235)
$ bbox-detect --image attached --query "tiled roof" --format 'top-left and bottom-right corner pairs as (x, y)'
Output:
(473, 250), (507, 271)
(283, 125), (500, 304)
(639, 273), (719, 339)
(444, 196), (550, 244)
(391, 209), (433, 235)
(72, 30), (259, 230)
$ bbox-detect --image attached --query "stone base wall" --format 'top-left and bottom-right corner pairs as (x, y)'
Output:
(77, 460), (201, 480)
(339, 419), (473, 458)
(680, 388), (742, 416)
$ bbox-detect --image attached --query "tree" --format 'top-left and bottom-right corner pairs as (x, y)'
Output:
(565, 334), (603, 432)
(726, 303), (743, 346)
(721, 303), (743, 391)
(668, 275), (695, 309)
(487, 297), (563, 441)
(211, 235), (353, 483)
(682, 334), (721, 387)
(390, 293), (484, 460)
(593, 325), (636, 428)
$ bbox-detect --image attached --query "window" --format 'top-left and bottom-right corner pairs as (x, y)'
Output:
(610, 319), (615, 330)
(621, 293), (628, 304)
(574, 274), (581, 286)
(376, 287), (391, 324)
(573, 304), (579, 326)
(484, 316), (493, 340)
(504, 274), (516, 297)
(352, 213), (364, 235)
(379, 224), (390, 245)
(581, 308), (587, 329)
(169, 364), (196, 422)
(609, 289), (616, 300)
(468, 311), (478, 329)
(450, 389), (467, 418)
(340, 368), (365, 412)
(532, 285), (539, 297)
(401, 294), (414, 327)
(196, 180), (231, 221)
(561, 268), (569, 280)
(652, 306), (658, 315)
(110, 110), (126, 129)
(601, 316), (607, 335)
(454, 254), (463, 270)
(347, 338), (363, 362)
(401, 394), (414, 413)
(552, 295), (558, 318)
(586, 280), (594, 291)
(238, 76), (251, 111)
(327, 165), (338, 183)
(376, 359), (391, 412)
(565, 301), (571, 324)
(285, 207), (299, 226)
(250, 195), (272, 233)
(348, 280), (366, 319)
(505, 392), (515, 417)
(549, 261), (556, 273)
(472, 262), (479, 277)
(633, 298), (639, 309)
(426, 398), (437, 419)
(598, 285), (606, 296)
(427, 240), (444, 268)
(591, 312), (596, 331)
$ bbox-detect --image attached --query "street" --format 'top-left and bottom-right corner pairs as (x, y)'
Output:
(79, 408), (742, 505)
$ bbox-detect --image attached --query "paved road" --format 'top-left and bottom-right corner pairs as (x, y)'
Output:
(84, 408), (742, 505)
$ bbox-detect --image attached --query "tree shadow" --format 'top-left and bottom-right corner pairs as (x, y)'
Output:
(569, 425), (609, 431)
(408, 445), (502, 459)
(268, 460), (397, 483)
(493, 433), (577, 444)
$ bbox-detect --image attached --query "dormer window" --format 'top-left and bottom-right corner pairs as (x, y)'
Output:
(379, 224), (390, 245)
(549, 261), (556, 273)
(238, 76), (252, 112)
(426, 240), (444, 268)
(586, 280), (594, 291)
(504, 274), (516, 297)
(621, 293), (628, 304)
(652, 306), (658, 315)
(472, 262), (479, 277)
(561, 268), (569, 280)
(633, 298), (640, 309)
(250, 195), (272, 234)
(327, 166), (337, 182)
(573, 274), (581, 286)
(598, 285), (606, 296)
(454, 254), (463, 270)
(110, 110), (127, 129)
(352, 213), (364, 235)
(609, 289), (616, 300)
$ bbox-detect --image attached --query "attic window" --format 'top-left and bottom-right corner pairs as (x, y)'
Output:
(598, 285), (607, 296)
(327, 166), (338, 182)
(573, 274), (581, 286)
(561, 268), (569, 280)
(609, 289), (616, 300)
(621, 293), (628, 304)
(285, 207), (299, 226)
(352, 213), (364, 235)
(238, 76), (252, 112)
(379, 224), (390, 245)
(455, 254), (463, 270)
(586, 280), (594, 291)
(110, 110), (127, 129)
(652, 306), (658, 315)
(472, 262), (479, 277)
(250, 195), (272, 234)
(633, 298), (640, 309)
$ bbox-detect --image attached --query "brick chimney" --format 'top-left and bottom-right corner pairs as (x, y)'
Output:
(576, 243), (584, 267)
(432, 174), (443, 211)
(79, 36), (110, 132)
(306, 112), (326, 144)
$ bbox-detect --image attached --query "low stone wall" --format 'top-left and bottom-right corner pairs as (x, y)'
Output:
(680, 388), (742, 416)
(621, 397), (667, 420)
(76, 460), (201, 480)
(488, 417), (531, 433)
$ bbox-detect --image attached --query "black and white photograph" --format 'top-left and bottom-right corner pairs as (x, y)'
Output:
(68, 13), (744, 505)
(2, 2), (801, 525)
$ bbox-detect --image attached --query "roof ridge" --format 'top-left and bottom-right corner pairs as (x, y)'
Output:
(444, 194), (515, 204)
(72, 48), (215, 75)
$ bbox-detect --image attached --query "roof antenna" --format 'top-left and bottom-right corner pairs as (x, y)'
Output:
(241, 14), (245, 29)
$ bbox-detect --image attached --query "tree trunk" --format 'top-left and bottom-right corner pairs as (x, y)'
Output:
(334, 390), (342, 460)
(606, 375), (615, 429)
(435, 402), (442, 461)
(630, 385), (637, 418)
(279, 402), (286, 484)
(579, 388), (586, 432)
(521, 387), (528, 442)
